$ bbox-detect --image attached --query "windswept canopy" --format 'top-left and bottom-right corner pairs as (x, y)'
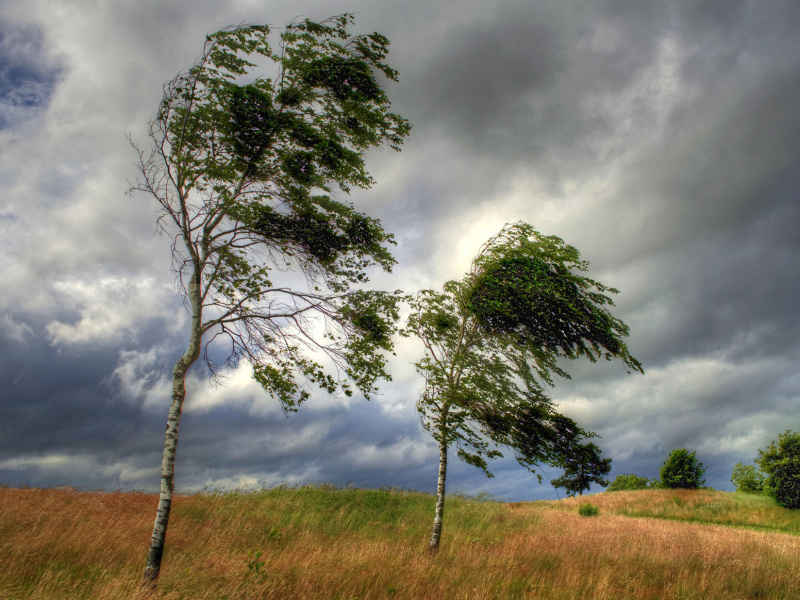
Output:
(131, 14), (412, 406)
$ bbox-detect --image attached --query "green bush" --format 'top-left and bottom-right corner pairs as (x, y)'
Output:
(757, 430), (800, 509)
(606, 473), (656, 492)
(660, 449), (706, 489)
(731, 462), (765, 493)
(578, 503), (599, 517)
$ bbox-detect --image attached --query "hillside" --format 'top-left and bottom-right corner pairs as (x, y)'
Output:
(1, 484), (798, 599)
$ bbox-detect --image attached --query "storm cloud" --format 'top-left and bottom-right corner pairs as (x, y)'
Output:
(1, 0), (799, 500)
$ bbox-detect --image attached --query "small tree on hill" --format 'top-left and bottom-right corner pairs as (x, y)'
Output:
(552, 442), (612, 496)
(129, 15), (410, 588)
(757, 429), (800, 508)
(660, 449), (706, 489)
(606, 473), (657, 491)
(731, 462), (765, 493)
(406, 222), (643, 553)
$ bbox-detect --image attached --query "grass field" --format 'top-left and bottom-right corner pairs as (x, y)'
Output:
(1, 484), (799, 599)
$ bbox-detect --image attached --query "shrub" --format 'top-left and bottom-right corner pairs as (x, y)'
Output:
(731, 462), (765, 493)
(606, 473), (656, 492)
(660, 449), (706, 489)
(757, 430), (800, 509)
(578, 503), (599, 517)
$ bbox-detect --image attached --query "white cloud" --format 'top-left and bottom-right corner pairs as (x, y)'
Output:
(0, 313), (34, 342)
(0, 452), (158, 487)
(45, 276), (183, 346)
(108, 345), (175, 410)
(555, 354), (799, 461)
(186, 469), (324, 494)
(0, 452), (83, 471)
(183, 361), (283, 417)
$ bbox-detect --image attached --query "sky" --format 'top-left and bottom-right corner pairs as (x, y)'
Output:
(1, 0), (799, 502)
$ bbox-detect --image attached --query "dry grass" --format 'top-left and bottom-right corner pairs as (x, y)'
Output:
(1, 484), (799, 599)
(546, 489), (800, 534)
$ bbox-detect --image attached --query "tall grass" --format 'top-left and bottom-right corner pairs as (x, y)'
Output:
(1, 484), (799, 599)
(548, 488), (800, 534)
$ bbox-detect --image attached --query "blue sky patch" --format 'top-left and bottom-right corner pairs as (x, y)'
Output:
(0, 21), (63, 129)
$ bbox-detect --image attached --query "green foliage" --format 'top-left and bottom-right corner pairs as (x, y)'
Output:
(246, 550), (265, 575)
(552, 442), (612, 496)
(131, 14), (411, 406)
(466, 224), (643, 373)
(731, 463), (765, 493)
(578, 503), (599, 517)
(757, 430), (800, 508)
(405, 223), (642, 482)
(607, 473), (658, 492)
(660, 449), (706, 489)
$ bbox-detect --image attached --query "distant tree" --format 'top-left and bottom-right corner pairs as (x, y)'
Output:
(552, 442), (612, 496)
(659, 449), (706, 489)
(405, 222), (643, 553)
(757, 430), (800, 508)
(731, 462), (765, 493)
(606, 473), (657, 492)
(129, 15), (410, 588)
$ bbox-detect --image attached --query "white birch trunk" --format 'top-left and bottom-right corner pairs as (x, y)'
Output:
(428, 408), (449, 553)
(142, 273), (203, 587)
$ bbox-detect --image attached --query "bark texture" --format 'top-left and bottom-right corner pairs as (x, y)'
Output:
(428, 409), (449, 553)
(142, 275), (203, 587)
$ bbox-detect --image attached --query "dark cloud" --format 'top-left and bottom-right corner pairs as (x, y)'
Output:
(2, 0), (800, 502)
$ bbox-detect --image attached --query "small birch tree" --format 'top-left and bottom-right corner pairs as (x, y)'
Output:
(129, 14), (410, 587)
(406, 222), (643, 553)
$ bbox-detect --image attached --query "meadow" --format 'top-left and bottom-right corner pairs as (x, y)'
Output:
(1, 484), (799, 600)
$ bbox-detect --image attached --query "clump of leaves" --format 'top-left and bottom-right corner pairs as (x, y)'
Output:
(466, 227), (641, 375)
(247, 550), (265, 576)
(757, 430), (800, 508)
(731, 463), (766, 493)
(607, 473), (659, 492)
(578, 503), (599, 517)
(660, 449), (706, 489)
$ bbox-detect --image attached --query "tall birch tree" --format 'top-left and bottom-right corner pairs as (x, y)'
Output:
(129, 15), (410, 587)
(406, 223), (643, 553)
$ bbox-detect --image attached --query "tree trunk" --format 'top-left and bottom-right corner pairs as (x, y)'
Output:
(142, 274), (203, 588)
(428, 408), (449, 553)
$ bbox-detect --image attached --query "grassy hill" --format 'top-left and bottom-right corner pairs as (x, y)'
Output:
(1, 484), (799, 599)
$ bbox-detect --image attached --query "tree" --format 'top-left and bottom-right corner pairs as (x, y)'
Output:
(659, 449), (706, 489)
(606, 473), (657, 491)
(552, 441), (612, 496)
(731, 462), (765, 493)
(405, 222), (643, 552)
(128, 15), (410, 587)
(756, 430), (800, 508)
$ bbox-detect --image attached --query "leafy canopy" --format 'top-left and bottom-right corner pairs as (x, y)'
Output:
(757, 430), (800, 508)
(731, 462), (765, 493)
(131, 14), (411, 408)
(606, 473), (657, 492)
(405, 222), (642, 479)
(552, 442), (612, 496)
(659, 449), (706, 489)
(467, 224), (642, 372)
